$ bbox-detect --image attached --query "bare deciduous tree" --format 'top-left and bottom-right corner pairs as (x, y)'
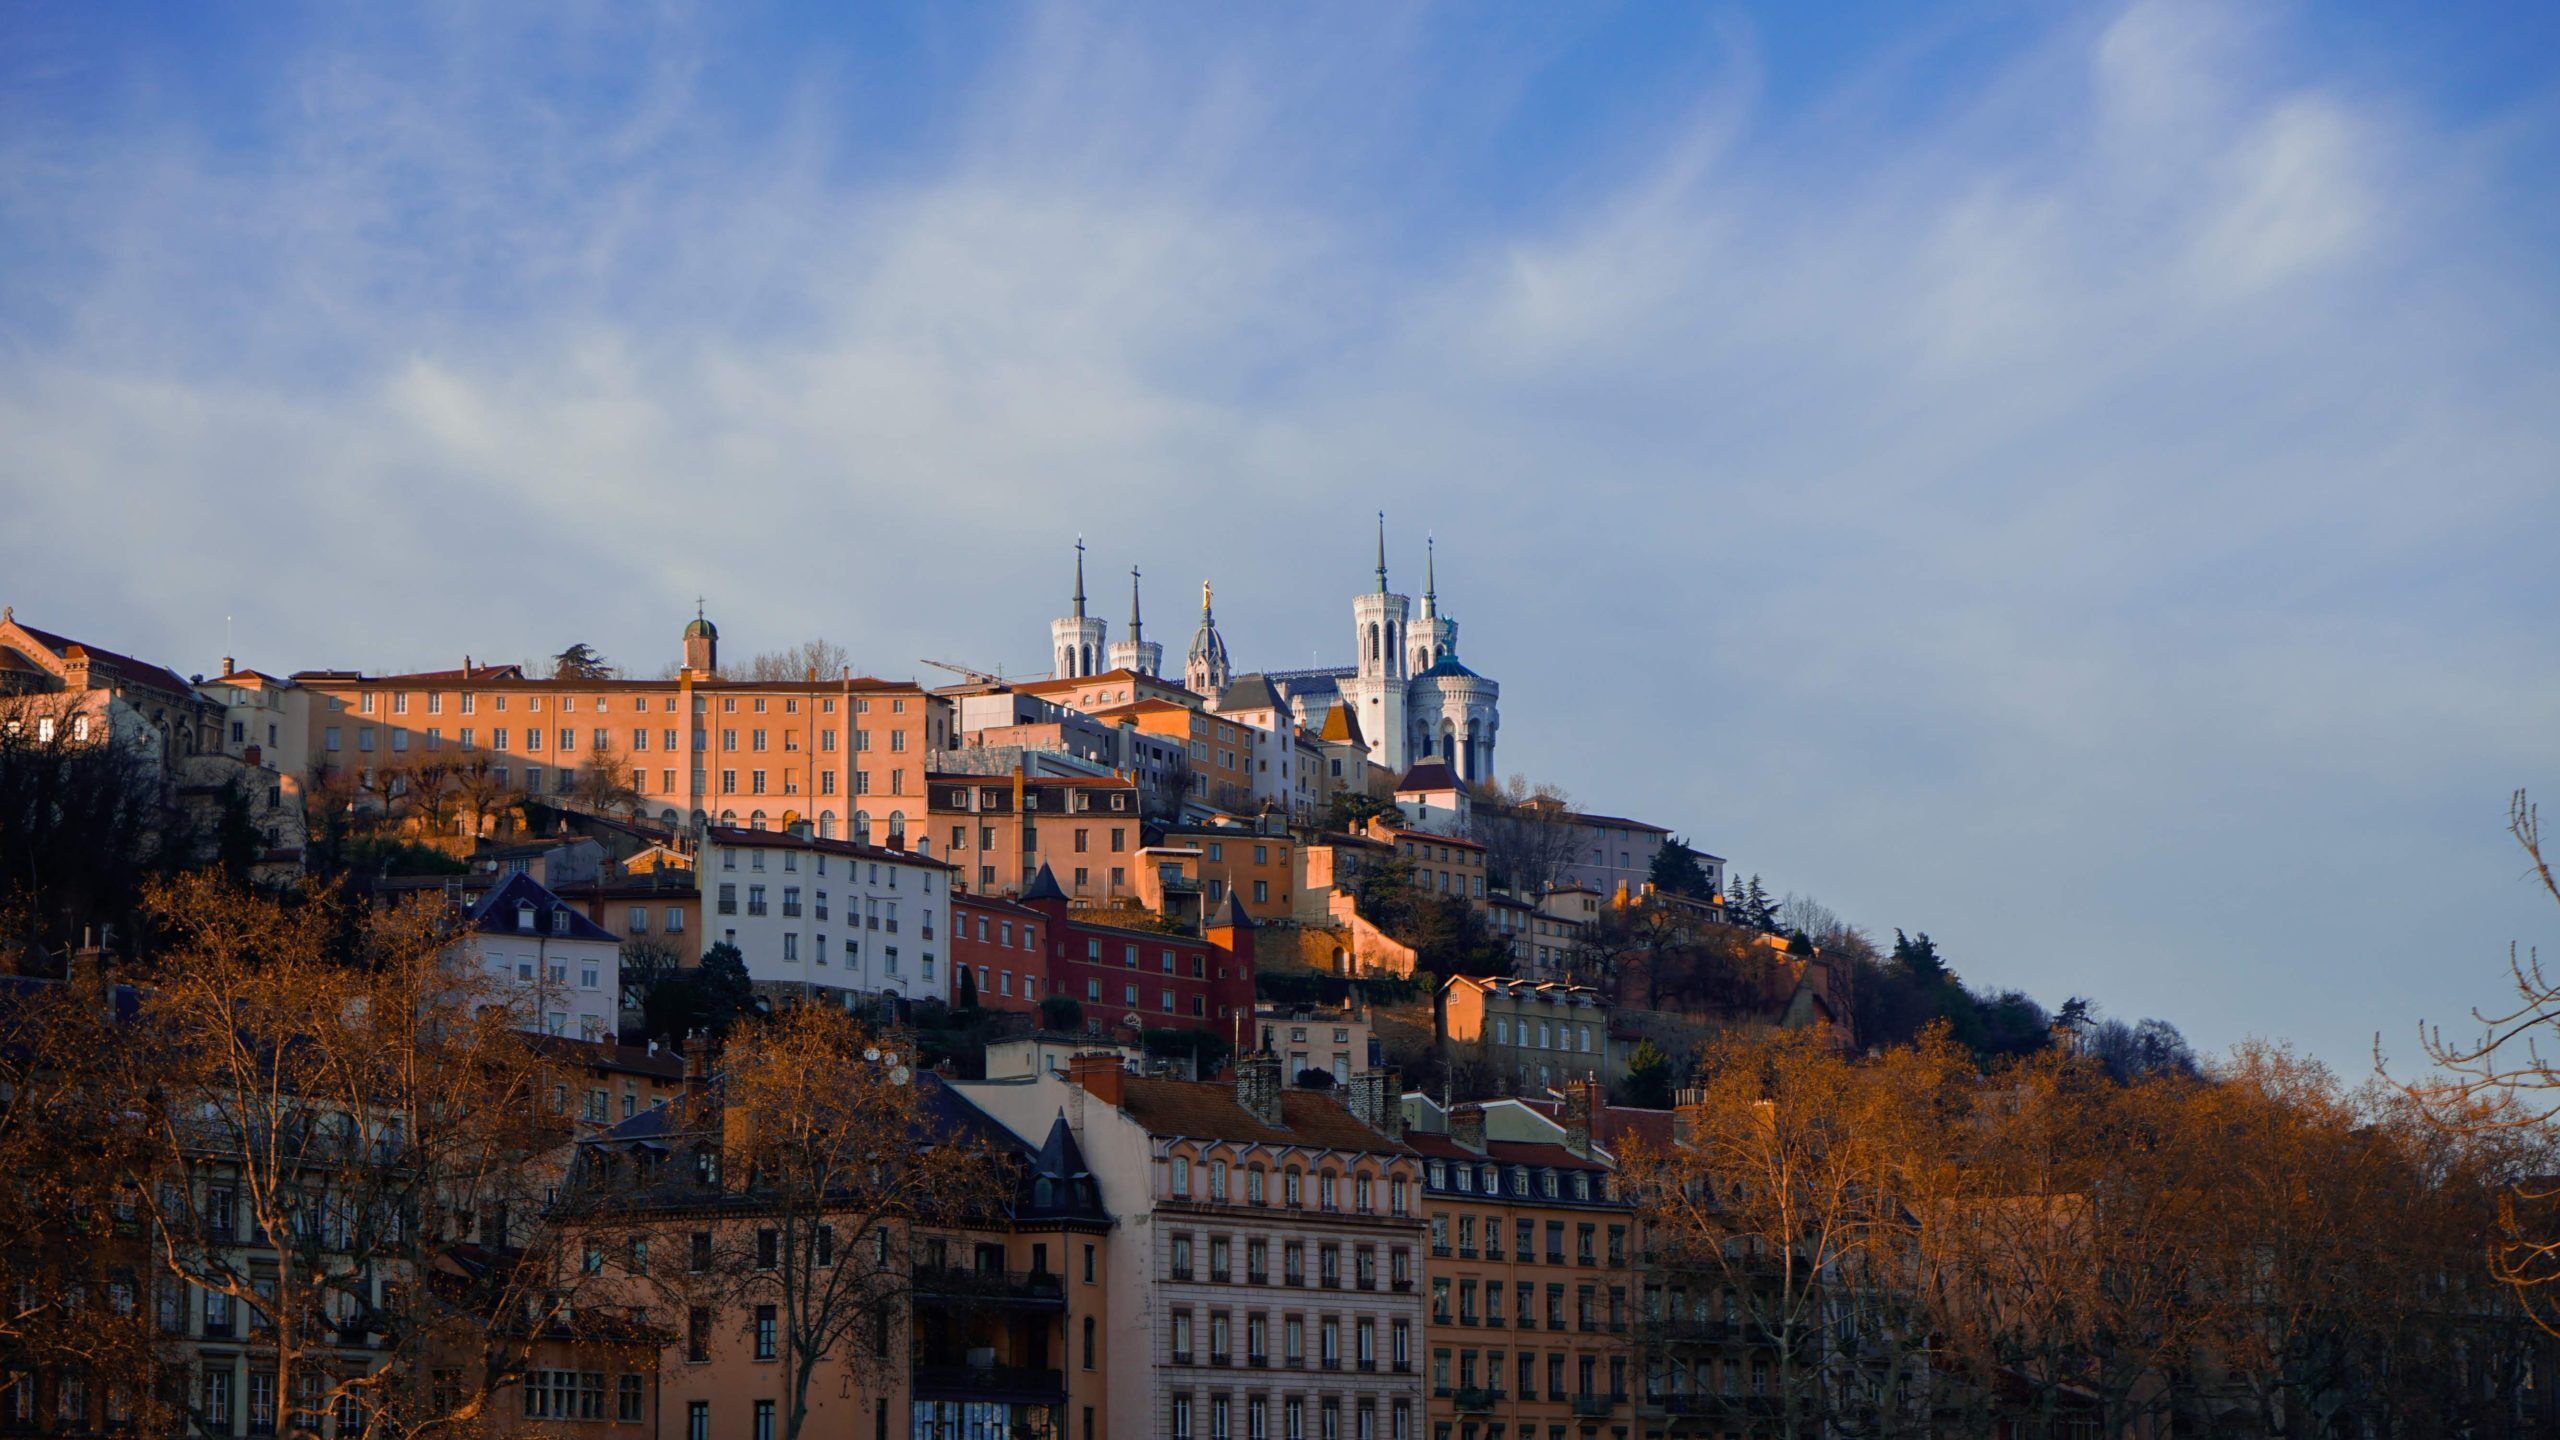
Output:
(111, 875), (592, 1440)
(1468, 775), (1580, 895)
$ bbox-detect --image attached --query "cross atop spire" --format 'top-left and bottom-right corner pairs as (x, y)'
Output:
(1128, 567), (1144, 643)
(1072, 537), (1087, 618)
(1375, 511), (1389, 594)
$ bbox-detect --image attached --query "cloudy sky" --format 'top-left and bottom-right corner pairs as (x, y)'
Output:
(5, 0), (2556, 1073)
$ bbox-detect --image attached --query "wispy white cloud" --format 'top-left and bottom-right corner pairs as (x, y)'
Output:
(2, 0), (2554, 1067)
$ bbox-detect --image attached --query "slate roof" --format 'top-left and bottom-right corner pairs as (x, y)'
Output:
(1216, 674), (1281, 712)
(466, 872), (619, 943)
(1115, 1076), (1412, 1155)
(1396, 762), (1463, 793)
(1401, 1131), (1611, 1173)
(9, 621), (198, 697)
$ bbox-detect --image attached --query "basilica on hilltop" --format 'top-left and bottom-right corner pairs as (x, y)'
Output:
(1047, 518), (1500, 782)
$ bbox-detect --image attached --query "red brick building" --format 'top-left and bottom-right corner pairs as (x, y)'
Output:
(1016, 864), (1258, 1044)
(950, 891), (1052, 1014)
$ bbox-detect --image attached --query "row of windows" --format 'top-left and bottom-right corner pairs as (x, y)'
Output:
(356, 690), (912, 717)
(1168, 1393), (1411, 1440)
(1164, 1158), (1412, 1214)
(1487, 1017), (1597, 1054)
(520, 1371), (647, 1424)
(1430, 1277), (1629, 1332)
(713, 885), (924, 931)
(1430, 1349), (1628, 1405)
(1426, 1163), (1614, 1205)
(1429, 1215), (1626, 1263)
(1166, 1235), (1415, 1287)
(1167, 1307), (1411, 1368)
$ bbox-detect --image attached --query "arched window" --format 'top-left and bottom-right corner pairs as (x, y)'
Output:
(1366, 624), (1380, 662)
(719, 809), (738, 826)
(888, 814), (906, 848)
(854, 810), (872, 844)
(818, 813), (836, 839)
(749, 810), (768, 831)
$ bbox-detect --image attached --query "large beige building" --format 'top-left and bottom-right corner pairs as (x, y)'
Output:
(957, 1055), (1429, 1440)
(288, 611), (947, 847)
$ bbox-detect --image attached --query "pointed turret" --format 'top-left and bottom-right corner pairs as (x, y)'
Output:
(1127, 567), (1144, 645)
(1374, 511), (1390, 594)
(1108, 567), (1164, 677)
(1021, 862), (1068, 905)
(1050, 538), (1107, 678)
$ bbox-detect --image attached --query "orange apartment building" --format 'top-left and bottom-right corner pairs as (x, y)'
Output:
(1145, 821), (1298, 921)
(1010, 667), (1198, 717)
(1403, 1086), (1637, 1440)
(1083, 699), (1257, 814)
(289, 613), (946, 848)
(929, 771), (1145, 904)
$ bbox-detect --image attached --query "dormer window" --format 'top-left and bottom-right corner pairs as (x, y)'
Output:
(515, 903), (535, 933)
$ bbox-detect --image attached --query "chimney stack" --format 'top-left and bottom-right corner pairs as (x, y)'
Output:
(1236, 1050), (1284, 1127)
(1563, 1075), (1598, 1159)
(1450, 1102), (1488, 1154)
(1344, 1069), (1403, 1141)
(1069, 1052), (1127, 1108)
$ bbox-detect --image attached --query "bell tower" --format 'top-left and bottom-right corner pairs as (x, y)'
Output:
(1108, 566), (1164, 677)
(681, 600), (719, 676)
(1049, 539), (1109, 679)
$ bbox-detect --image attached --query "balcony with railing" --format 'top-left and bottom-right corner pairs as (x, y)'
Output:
(1570, 1393), (1625, 1418)
(910, 1264), (1066, 1309)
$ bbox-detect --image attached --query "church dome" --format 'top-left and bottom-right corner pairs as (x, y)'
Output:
(684, 614), (719, 641)
(1416, 656), (1479, 680)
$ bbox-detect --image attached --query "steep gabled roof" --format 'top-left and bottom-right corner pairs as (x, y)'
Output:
(8, 620), (198, 697)
(466, 871), (618, 943)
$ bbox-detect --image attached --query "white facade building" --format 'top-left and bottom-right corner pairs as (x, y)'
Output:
(700, 824), (952, 1004)
(464, 871), (623, 1041)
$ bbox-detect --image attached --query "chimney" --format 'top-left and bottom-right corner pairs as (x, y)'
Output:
(682, 1031), (713, 1086)
(220, 655), (235, 678)
(1236, 1050), (1284, 1128)
(1450, 1102), (1487, 1154)
(69, 927), (108, 1010)
(1562, 1075), (1598, 1160)
(1345, 1069), (1403, 1141)
(1069, 1052), (1126, 1109)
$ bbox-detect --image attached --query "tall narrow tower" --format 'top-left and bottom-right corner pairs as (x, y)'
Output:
(1049, 539), (1108, 679)
(1108, 567), (1164, 677)
(1185, 580), (1231, 697)
(1339, 512), (1412, 770)
(682, 600), (719, 676)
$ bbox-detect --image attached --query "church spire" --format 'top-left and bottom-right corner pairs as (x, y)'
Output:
(1425, 533), (1437, 606)
(1127, 567), (1144, 644)
(1375, 511), (1389, 594)
(1071, 537), (1087, 619)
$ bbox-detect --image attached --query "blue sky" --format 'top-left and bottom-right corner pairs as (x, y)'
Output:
(5, 0), (2557, 1075)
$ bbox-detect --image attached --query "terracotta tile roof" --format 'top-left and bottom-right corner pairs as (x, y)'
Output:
(1115, 1077), (1412, 1155)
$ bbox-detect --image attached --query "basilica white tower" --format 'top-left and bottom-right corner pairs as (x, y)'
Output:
(1050, 539), (1108, 679)
(1107, 567), (1163, 678)
(1337, 513), (1414, 771)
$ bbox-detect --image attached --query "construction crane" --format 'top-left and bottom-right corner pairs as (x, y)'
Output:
(918, 658), (1008, 686)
